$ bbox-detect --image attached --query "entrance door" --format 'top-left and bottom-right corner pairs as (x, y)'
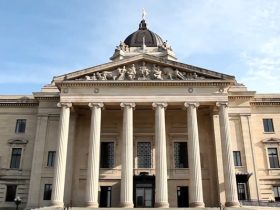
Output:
(135, 184), (153, 207)
(100, 186), (112, 207)
(134, 174), (155, 208)
(177, 186), (189, 207)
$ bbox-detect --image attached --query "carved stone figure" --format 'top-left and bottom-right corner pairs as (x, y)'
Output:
(92, 73), (97, 80)
(174, 69), (186, 80)
(77, 62), (208, 81)
(116, 41), (129, 52)
(138, 62), (150, 80)
(96, 72), (107, 80)
(85, 75), (91, 80)
(162, 67), (186, 80)
(117, 66), (126, 80)
(126, 64), (137, 80)
(160, 40), (172, 51)
(152, 64), (163, 80)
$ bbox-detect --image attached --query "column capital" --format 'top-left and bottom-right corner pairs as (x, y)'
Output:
(120, 102), (136, 109)
(152, 102), (168, 109)
(184, 102), (199, 108)
(57, 102), (72, 108)
(88, 102), (104, 109)
(216, 102), (228, 108)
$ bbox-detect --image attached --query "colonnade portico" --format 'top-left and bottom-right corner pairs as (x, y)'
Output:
(51, 101), (239, 208)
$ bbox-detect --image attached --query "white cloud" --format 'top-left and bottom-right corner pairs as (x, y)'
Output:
(241, 37), (280, 92)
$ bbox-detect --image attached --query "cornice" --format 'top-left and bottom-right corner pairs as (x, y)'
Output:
(0, 97), (38, 107)
(57, 80), (234, 88)
(229, 96), (254, 100)
(250, 101), (280, 106)
(34, 96), (60, 101)
(33, 92), (60, 101)
(0, 102), (38, 107)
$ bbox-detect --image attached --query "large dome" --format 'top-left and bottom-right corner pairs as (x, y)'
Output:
(124, 19), (164, 47)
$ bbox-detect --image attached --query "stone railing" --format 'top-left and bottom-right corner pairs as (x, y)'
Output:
(240, 199), (280, 207)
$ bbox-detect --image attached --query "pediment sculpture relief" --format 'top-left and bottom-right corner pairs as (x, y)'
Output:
(76, 62), (207, 81)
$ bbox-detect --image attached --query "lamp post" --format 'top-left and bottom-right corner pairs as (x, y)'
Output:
(14, 196), (21, 210)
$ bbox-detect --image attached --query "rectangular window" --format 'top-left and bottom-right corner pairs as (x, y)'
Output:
(100, 142), (114, 168)
(43, 184), (52, 200)
(268, 148), (280, 168)
(273, 186), (280, 202)
(233, 151), (242, 166)
(10, 148), (22, 169)
(263, 119), (274, 132)
(5, 185), (17, 202)
(137, 142), (152, 168)
(177, 186), (189, 207)
(100, 186), (112, 207)
(47, 151), (56, 167)
(174, 142), (188, 168)
(237, 183), (248, 200)
(15, 119), (26, 133)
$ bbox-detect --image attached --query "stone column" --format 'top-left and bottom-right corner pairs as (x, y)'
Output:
(152, 102), (169, 208)
(184, 102), (205, 208)
(120, 102), (135, 208)
(217, 102), (239, 207)
(64, 113), (77, 205)
(86, 103), (104, 207)
(51, 102), (72, 207)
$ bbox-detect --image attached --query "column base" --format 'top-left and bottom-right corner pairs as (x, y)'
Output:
(51, 200), (64, 207)
(24, 205), (37, 210)
(189, 201), (205, 208)
(225, 201), (240, 207)
(155, 201), (169, 208)
(120, 201), (134, 208)
(86, 201), (99, 208)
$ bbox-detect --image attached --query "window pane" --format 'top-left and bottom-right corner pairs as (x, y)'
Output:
(15, 119), (26, 133)
(47, 151), (56, 167)
(174, 142), (188, 168)
(268, 148), (280, 168)
(273, 186), (280, 201)
(233, 151), (242, 166)
(263, 119), (274, 132)
(100, 142), (114, 168)
(10, 148), (22, 169)
(137, 142), (151, 168)
(43, 184), (52, 200)
(6, 185), (17, 202)
(237, 183), (247, 200)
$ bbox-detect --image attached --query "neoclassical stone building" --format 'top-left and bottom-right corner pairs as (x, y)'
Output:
(0, 18), (280, 209)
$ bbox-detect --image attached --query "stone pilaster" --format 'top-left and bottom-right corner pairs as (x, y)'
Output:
(184, 102), (205, 208)
(152, 102), (169, 208)
(217, 102), (239, 207)
(26, 115), (48, 209)
(86, 103), (104, 208)
(240, 114), (260, 200)
(51, 102), (72, 207)
(120, 102), (135, 208)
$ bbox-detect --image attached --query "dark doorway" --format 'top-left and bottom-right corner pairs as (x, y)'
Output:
(100, 186), (112, 207)
(134, 173), (155, 208)
(177, 186), (189, 207)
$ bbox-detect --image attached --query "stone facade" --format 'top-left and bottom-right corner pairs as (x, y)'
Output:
(0, 18), (280, 209)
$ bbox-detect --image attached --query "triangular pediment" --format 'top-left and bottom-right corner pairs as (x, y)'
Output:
(262, 138), (280, 144)
(53, 54), (235, 83)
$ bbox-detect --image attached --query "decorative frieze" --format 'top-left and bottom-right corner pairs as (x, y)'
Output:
(76, 62), (207, 81)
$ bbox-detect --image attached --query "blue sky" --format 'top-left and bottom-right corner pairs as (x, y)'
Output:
(0, 0), (280, 94)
